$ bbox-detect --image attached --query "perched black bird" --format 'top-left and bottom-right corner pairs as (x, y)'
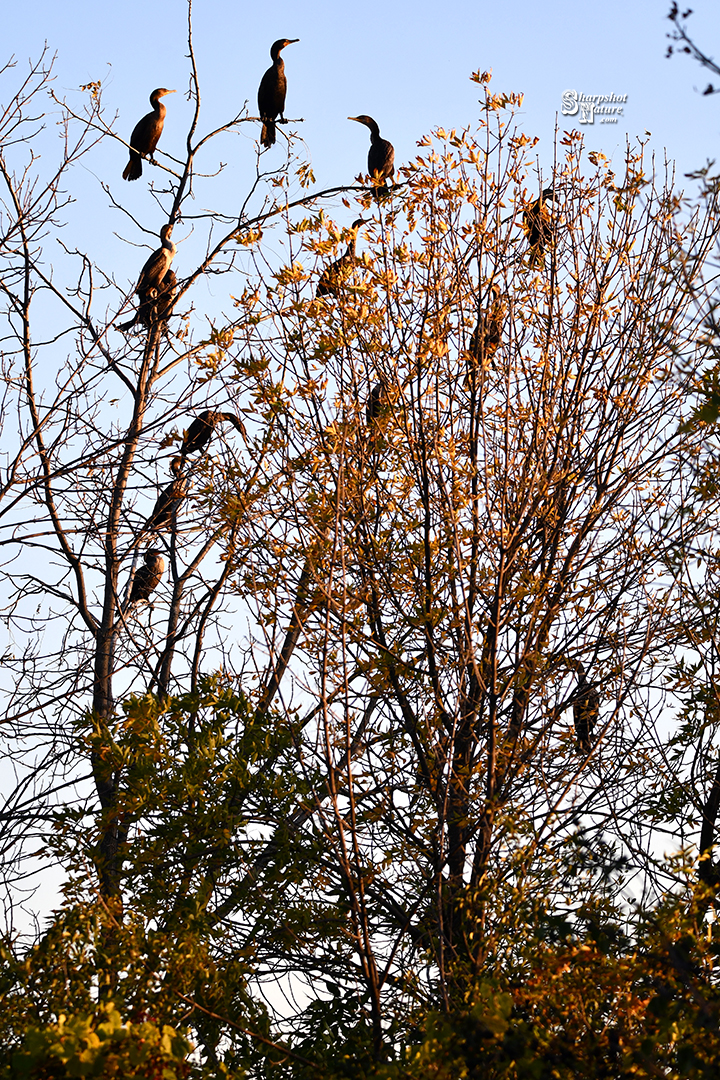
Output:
(144, 457), (188, 534)
(180, 410), (245, 457)
(365, 381), (386, 426)
(524, 188), (556, 265)
(365, 380), (389, 452)
(125, 549), (165, 609)
(316, 219), (365, 298)
(348, 115), (394, 195)
(135, 224), (176, 295)
(123, 88), (175, 181)
(119, 225), (177, 332)
(258, 38), (299, 148)
(466, 284), (503, 384)
(570, 660), (599, 754)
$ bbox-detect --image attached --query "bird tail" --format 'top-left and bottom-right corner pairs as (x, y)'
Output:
(261, 120), (276, 148)
(123, 153), (142, 181)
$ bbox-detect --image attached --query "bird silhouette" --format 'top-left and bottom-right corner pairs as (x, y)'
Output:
(122, 88), (175, 181)
(258, 38), (299, 148)
(365, 381), (386, 426)
(180, 410), (245, 457)
(125, 548), (165, 611)
(143, 457), (188, 534)
(348, 115), (395, 197)
(119, 224), (177, 332)
(316, 220), (364, 298)
(466, 284), (504, 385)
(524, 188), (556, 265)
(568, 659), (599, 754)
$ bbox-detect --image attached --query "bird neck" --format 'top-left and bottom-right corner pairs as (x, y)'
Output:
(162, 236), (177, 257)
(368, 121), (381, 141)
(150, 91), (166, 115)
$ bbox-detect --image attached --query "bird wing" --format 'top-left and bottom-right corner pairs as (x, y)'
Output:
(136, 248), (171, 295)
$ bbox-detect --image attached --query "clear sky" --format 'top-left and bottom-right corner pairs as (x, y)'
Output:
(3, 1), (720, 306)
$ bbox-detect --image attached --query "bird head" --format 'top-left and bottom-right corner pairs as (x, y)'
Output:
(351, 218), (365, 230)
(151, 88), (176, 102)
(144, 548), (165, 570)
(541, 187), (556, 201)
(271, 38), (299, 57)
(169, 456), (184, 475)
(348, 115), (375, 129)
(159, 224), (177, 256)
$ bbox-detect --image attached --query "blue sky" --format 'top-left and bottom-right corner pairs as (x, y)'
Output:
(4, 1), (720, 297)
(8, 0), (720, 170)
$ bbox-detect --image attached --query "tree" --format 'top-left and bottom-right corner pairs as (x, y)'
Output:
(2, 28), (720, 1080)
(0, 15), (351, 927)
(667, 3), (720, 96)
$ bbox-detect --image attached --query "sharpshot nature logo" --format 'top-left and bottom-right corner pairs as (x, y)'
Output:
(561, 90), (627, 124)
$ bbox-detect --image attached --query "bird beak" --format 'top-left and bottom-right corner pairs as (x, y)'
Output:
(164, 90), (177, 95)
(286, 38), (300, 44)
(348, 116), (359, 122)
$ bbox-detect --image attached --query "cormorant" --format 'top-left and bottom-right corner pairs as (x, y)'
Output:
(316, 219), (364, 298)
(348, 116), (394, 195)
(365, 379), (389, 452)
(466, 284), (503, 383)
(122, 88), (175, 181)
(570, 660), (599, 754)
(365, 381), (386, 426)
(258, 38), (299, 148)
(180, 410), (245, 457)
(144, 457), (188, 533)
(136, 224), (176, 294)
(119, 225), (177, 332)
(523, 188), (556, 265)
(125, 549), (165, 609)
